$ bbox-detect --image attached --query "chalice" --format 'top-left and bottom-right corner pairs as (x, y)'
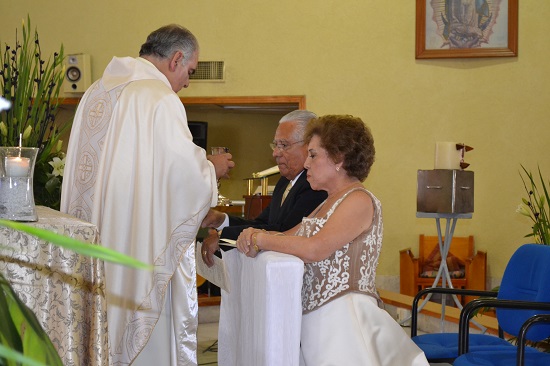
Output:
(211, 147), (231, 206)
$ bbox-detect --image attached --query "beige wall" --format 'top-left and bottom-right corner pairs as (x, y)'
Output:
(2, 1), (549, 281)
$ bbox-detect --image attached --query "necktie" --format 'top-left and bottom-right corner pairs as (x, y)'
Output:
(281, 182), (292, 206)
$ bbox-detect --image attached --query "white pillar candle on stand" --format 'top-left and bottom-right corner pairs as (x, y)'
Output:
(434, 142), (461, 170)
(5, 156), (30, 177)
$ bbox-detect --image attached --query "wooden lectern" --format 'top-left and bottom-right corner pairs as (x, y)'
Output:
(243, 195), (272, 219)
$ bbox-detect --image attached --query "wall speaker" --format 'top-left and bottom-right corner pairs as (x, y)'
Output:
(188, 121), (208, 150)
(64, 54), (91, 94)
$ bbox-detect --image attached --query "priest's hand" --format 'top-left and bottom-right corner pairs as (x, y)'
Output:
(201, 209), (226, 228)
(208, 152), (235, 180)
(201, 229), (220, 267)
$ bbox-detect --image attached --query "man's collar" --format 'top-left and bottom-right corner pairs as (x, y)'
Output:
(288, 170), (305, 186)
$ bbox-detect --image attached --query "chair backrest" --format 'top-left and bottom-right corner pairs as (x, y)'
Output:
(419, 235), (474, 264)
(497, 244), (550, 341)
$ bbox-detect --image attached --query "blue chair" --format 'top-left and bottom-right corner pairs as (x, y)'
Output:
(454, 314), (550, 366)
(410, 244), (550, 363)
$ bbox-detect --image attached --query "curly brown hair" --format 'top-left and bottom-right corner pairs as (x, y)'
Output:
(304, 115), (375, 181)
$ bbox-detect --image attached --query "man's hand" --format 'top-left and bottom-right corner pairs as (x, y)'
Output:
(201, 209), (226, 228)
(207, 153), (235, 180)
(201, 228), (221, 267)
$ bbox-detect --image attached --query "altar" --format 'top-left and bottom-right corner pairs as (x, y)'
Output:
(0, 206), (108, 365)
(218, 249), (304, 366)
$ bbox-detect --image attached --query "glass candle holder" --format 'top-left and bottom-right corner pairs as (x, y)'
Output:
(0, 147), (39, 221)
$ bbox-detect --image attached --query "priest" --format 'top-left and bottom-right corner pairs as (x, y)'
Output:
(61, 24), (234, 365)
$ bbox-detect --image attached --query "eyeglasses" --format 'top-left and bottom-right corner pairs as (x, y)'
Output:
(269, 140), (303, 151)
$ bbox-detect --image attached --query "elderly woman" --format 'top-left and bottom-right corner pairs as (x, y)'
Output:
(236, 115), (428, 366)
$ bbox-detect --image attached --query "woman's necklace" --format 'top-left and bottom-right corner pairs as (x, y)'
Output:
(313, 181), (363, 218)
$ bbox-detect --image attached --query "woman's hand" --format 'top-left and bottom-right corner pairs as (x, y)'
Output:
(236, 228), (262, 258)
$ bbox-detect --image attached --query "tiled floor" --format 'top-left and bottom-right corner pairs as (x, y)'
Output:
(197, 322), (219, 366)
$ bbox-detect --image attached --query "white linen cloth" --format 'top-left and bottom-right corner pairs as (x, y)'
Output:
(218, 249), (304, 366)
(61, 57), (217, 365)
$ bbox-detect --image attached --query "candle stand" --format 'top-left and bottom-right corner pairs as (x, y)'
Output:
(0, 147), (39, 221)
(415, 212), (477, 332)
(410, 168), (485, 333)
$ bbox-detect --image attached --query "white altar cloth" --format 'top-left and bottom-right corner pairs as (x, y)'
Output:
(218, 249), (304, 366)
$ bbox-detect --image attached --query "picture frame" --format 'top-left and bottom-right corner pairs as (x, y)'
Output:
(416, 0), (518, 59)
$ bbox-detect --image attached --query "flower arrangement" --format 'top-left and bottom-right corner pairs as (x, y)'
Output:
(517, 165), (550, 245)
(0, 16), (70, 209)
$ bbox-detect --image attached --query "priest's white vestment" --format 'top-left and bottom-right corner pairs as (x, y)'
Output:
(61, 57), (217, 365)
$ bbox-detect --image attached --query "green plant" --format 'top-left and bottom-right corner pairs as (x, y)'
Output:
(0, 273), (64, 366)
(0, 15), (70, 210)
(517, 165), (550, 245)
(0, 219), (152, 365)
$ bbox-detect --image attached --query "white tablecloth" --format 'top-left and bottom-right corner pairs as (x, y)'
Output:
(218, 249), (304, 366)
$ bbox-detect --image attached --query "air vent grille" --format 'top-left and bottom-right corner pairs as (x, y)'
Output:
(190, 61), (225, 82)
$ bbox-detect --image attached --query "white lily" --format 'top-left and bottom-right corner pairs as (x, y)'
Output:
(516, 203), (531, 217)
(0, 96), (11, 112)
(48, 156), (66, 177)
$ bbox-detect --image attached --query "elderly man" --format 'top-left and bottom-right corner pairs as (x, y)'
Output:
(200, 109), (327, 266)
(61, 24), (233, 365)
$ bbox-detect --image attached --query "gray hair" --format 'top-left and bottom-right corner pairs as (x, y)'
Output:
(139, 24), (199, 65)
(279, 110), (317, 142)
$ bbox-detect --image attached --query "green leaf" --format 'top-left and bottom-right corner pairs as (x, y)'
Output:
(1, 273), (62, 366)
(519, 165), (550, 245)
(44, 175), (61, 194)
(0, 220), (152, 270)
(0, 277), (22, 358)
(0, 14), (71, 161)
(0, 344), (47, 366)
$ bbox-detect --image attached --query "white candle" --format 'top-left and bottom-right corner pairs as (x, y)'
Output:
(434, 142), (461, 170)
(5, 156), (30, 177)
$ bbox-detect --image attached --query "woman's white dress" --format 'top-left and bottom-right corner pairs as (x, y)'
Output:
(297, 188), (429, 366)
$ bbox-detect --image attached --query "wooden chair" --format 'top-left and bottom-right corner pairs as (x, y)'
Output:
(400, 235), (487, 305)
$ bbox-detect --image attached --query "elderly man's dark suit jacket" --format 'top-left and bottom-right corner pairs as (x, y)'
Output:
(221, 171), (327, 240)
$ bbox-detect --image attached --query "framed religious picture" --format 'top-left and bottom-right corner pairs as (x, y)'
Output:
(416, 0), (518, 59)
